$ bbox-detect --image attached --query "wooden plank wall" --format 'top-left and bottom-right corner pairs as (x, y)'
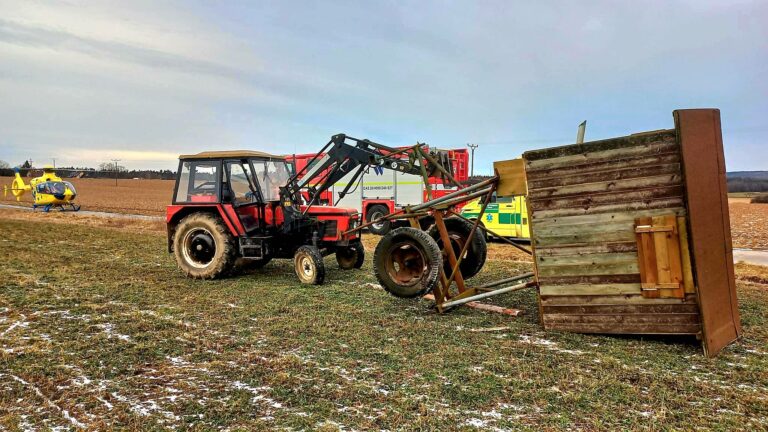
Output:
(524, 129), (702, 335)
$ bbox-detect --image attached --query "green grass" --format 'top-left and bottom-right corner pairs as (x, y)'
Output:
(0, 218), (767, 431)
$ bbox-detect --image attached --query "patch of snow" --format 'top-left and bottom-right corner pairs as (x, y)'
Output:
(0, 316), (29, 337)
(166, 356), (190, 367)
(96, 323), (131, 341)
(518, 335), (584, 355)
(96, 396), (113, 410)
(465, 418), (489, 427)
(231, 381), (283, 409)
(72, 376), (92, 387)
(6, 374), (87, 429)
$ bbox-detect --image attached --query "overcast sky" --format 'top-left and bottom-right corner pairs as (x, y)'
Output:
(1, 0), (766, 172)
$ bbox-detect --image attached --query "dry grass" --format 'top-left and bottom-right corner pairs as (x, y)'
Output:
(0, 208), (165, 233)
(1, 176), (173, 215)
(0, 213), (767, 430)
(729, 200), (768, 250)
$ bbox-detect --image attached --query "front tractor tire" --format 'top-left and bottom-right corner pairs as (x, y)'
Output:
(373, 227), (442, 298)
(336, 241), (365, 270)
(173, 213), (237, 279)
(366, 204), (392, 235)
(294, 246), (326, 285)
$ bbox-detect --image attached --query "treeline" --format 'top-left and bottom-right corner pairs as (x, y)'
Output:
(0, 167), (176, 180)
(727, 177), (768, 193)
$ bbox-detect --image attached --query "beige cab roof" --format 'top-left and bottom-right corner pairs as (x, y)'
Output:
(179, 150), (285, 160)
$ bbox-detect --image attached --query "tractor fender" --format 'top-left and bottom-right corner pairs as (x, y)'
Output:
(166, 205), (242, 253)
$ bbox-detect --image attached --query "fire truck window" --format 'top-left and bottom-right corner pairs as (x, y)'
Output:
(227, 162), (256, 204)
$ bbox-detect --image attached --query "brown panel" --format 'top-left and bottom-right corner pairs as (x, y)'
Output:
(524, 131), (676, 164)
(543, 303), (700, 314)
(545, 323), (701, 335)
(528, 162), (681, 190)
(675, 109), (741, 357)
(540, 293), (699, 306)
(526, 152), (680, 181)
(543, 313), (700, 325)
(528, 184), (684, 210)
(532, 198), (685, 219)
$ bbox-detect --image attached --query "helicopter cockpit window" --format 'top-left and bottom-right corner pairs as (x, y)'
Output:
(63, 181), (77, 195)
(175, 161), (220, 203)
(49, 182), (66, 195)
(251, 159), (291, 202)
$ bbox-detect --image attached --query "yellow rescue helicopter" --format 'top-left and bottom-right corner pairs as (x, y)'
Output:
(4, 166), (80, 211)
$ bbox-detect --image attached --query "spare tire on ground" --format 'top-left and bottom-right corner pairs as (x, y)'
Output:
(373, 227), (442, 298)
(428, 217), (487, 279)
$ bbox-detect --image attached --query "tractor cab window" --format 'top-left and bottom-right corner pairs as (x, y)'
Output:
(175, 161), (220, 203)
(252, 159), (291, 201)
(226, 162), (258, 204)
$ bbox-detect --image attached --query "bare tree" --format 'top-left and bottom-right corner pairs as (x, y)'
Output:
(0, 160), (9, 169)
(98, 161), (125, 172)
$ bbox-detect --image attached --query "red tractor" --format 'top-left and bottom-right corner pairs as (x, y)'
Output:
(166, 150), (364, 284)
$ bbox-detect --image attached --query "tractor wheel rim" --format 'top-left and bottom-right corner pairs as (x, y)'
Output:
(446, 233), (467, 260)
(299, 255), (315, 279)
(182, 228), (216, 268)
(385, 241), (427, 286)
(338, 247), (357, 267)
(370, 211), (385, 230)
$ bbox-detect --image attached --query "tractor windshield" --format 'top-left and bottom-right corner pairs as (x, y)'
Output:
(252, 159), (291, 201)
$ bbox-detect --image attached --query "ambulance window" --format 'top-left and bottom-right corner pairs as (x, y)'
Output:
(497, 195), (513, 203)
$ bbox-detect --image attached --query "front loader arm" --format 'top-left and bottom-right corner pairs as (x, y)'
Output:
(281, 133), (461, 211)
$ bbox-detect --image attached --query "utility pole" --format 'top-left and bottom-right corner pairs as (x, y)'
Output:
(52, 158), (56, 168)
(467, 143), (479, 177)
(111, 159), (121, 187)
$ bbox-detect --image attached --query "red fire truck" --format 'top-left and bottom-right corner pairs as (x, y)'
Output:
(288, 146), (469, 234)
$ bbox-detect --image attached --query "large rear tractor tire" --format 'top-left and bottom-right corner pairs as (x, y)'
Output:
(173, 213), (237, 279)
(374, 227), (442, 298)
(366, 204), (392, 235)
(336, 242), (365, 270)
(294, 246), (326, 285)
(429, 217), (487, 279)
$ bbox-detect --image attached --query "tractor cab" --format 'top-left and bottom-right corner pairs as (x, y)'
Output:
(167, 151), (364, 284)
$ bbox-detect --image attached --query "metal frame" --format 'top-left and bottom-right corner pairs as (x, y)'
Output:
(345, 173), (536, 313)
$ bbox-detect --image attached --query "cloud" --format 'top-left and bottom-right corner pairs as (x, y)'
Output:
(0, 0), (766, 171)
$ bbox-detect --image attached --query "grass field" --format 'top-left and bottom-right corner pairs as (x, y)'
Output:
(0, 209), (767, 430)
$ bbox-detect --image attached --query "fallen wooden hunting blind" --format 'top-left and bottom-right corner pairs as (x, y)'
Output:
(522, 109), (740, 357)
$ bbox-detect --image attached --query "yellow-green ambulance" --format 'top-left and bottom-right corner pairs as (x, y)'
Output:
(460, 194), (530, 240)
